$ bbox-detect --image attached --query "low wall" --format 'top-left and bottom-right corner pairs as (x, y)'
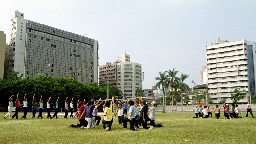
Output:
(155, 104), (256, 112)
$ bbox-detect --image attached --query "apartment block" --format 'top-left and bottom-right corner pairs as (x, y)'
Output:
(0, 31), (6, 79)
(117, 54), (142, 99)
(99, 61), (118, 86)
(8, 11), (98, 83)
(207, 40), (256, 103)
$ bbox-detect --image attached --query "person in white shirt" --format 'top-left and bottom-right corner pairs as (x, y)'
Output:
(117, 104), (124, 124)
(21, 94), (28, 119)
(246, 101), (254, 118)
(234, 104), (243, 118)
(4, 95), (14, 119)
(70, 100), (74, 118)
(47, 97), (52, 118)
(38, 96), (44, 118)
(202, 106), (209, 118)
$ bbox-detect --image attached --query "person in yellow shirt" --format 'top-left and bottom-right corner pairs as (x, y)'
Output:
(103, 97), (114, 131)
(214, 105), (220, 119)
(207, 104), (212, 117)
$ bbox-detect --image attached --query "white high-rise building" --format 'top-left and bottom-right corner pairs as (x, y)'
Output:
(8, 11), (98, 83)
(117, 54), (142, 99)
(207, 40), (256, 103)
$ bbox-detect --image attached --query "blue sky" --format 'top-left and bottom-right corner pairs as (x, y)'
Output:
(0, 0), (256, 89)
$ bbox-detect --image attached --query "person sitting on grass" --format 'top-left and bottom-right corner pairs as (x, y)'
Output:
(93, 100), (103, 125)
(103, 97), (114, 131)
(192, 105), (199, 118)
(4, 95), (14, 119)
(214, 105), (220, 119)
(202, 106), (208, 118)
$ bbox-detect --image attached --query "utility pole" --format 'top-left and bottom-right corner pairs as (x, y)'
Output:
(107, 63), (110, 100)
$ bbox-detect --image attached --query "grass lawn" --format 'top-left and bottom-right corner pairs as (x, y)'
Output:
(0, 112), (256, 144)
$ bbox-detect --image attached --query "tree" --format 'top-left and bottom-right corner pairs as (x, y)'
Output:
(135, 88), (144, 97)
(183, 95), (190, 105)
(208, 95), (214, 104)
(155, 72), (168, 112)
(251, 94), (256, 104)
(166, 68), (180, 107)
(219, 99), (226, 104)
(194, 90), (205, 104)
(231, 88), (246, 104)
(179, 73), (189, 108)
(155, 72), (168, 97)
(4, 71), (23, 81)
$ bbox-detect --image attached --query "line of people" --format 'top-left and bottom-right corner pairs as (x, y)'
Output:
(192, 101), (254, 119)
(4, 94), (77, 119)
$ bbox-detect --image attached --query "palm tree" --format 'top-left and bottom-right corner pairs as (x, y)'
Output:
(155, 72), (168, 112)
(166, 68), (180, 109)
(179, 73), (189, 110)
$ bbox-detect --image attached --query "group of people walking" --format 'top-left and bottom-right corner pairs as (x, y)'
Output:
(192, 101), (254, 119)
(70, 97), (163, 131)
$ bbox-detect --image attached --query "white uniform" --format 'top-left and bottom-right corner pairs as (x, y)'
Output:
(4, 101), (13, 119)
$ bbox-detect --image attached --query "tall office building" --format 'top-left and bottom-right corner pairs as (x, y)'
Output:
(8, 11), (98, 83)
(0, 31), (6, 79)
(99, 61), (118, 86)
(117, 54), (142, 99)
(207, 40), (256, 103)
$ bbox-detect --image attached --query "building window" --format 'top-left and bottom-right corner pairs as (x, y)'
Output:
(41, 37), (43, 40)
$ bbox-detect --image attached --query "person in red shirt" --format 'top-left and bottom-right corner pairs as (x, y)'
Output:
(12, 93), (20, 119)
(70, 101), (88, 128)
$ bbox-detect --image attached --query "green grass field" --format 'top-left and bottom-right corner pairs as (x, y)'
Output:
(0, 112), (256, 144)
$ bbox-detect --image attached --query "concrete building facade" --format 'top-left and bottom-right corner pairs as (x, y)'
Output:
(0, 31), (6, 79)
(117, 54), (142, 99)
(8, 11), (98, 83)
(99, 61), (118, 86)
(207, 40), (256, 103)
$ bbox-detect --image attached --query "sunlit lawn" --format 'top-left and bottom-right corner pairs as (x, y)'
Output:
(0, 112), (256, 144)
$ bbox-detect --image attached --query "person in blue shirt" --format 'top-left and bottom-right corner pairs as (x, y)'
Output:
(192, 105), (199, 118)
(53, 97), (59, 119)
(123, 100), (137, 131)
(123, 101), (128, 117)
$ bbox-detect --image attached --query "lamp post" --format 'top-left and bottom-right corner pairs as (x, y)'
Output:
(107, 63), (111, 100)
